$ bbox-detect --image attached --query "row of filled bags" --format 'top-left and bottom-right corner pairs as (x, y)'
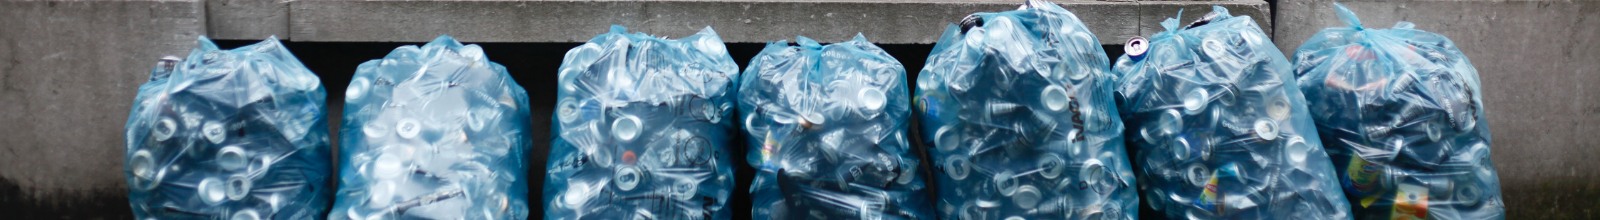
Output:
(123, 1), (1502, 219)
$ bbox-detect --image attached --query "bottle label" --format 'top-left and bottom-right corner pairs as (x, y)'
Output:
(1347, 155), (1385, 208)
(760, 130), (779, 170)
(1390, 183), (1428, 220)
(1194, 164), (1236, 214)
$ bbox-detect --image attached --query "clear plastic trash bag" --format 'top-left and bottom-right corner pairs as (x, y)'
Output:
(1290, 4), (1504, 219)
(913, 0), (1139, 219)
(124, 36), (331, 219)
(739, 35), (933, 219)
(1111, 6), (1352, 219)
(331, 36), (532, 220)
(543, 25), (740, 220)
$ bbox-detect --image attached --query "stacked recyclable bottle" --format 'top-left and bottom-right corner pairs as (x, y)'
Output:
(1292, 4), (1504, 219)
(1112, 7), (1351, 219)
(331, 36), (532, 219)
(544, 26), (739, 220)
(915, 0), (1139, 219)
(124, 37), (331, 219)
(740, 35), (933, 219)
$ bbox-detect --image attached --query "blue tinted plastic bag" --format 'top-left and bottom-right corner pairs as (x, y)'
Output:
(1111, 6), (1352, 219)
(740, 35), (932, 219)
(544, 26), (739, 220)
(914, 0), (1139, 219)
(1291, 4), (1504, 219)
(331, 36), (532, 219)
(125, 37), (331, 219)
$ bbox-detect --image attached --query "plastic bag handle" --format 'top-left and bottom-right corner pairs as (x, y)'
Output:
(1334, 3), (1364, 30)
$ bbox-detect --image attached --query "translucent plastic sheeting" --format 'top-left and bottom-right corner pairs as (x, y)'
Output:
(124, 37), (331, 219)
(331, 36), (532, 220)
(1291, 4), (1505, 219)
(914, 0), (1139, 219)
(1111, 6), (1352, 219)
(740, 35), (933, 219)
(544, 25), (739, 220)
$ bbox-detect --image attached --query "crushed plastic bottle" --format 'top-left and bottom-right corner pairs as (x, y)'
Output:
(914, 0), (1139, 219)
(1291, 4), (1505, 219)
(1111, 6), (1352, 219)
(739, 35), (933, 219)
(330, 35), (532, 220)
(543, 25), (739, 220)
(124, 36), (331, 219)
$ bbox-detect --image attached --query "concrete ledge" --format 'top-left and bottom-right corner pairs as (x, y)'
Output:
(205, 0), (290, 40)
(286, 0), (1270, 44)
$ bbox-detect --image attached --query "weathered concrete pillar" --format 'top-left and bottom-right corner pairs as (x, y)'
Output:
(0, 0), (204, 217)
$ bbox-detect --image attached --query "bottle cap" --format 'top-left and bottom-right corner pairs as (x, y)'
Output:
(993, 171), (1017, 196)
(1042, 85), (1070, 112)
(370, 151), (407, 180)
(129, 150), (161, 190)
(216, 145), (248, 171)
(1013, 185), (1042, 209)
(612, 115), (641, 141)
(203, 121), (227, 144)
(1171, 136), (1196, 161)
(1159, 109), (1185, 138)
(557, 98), (581, 124)
(231, 209), (260, 220)
(347, 77), (370, 101)
(1266, 95), (1291, 121)
(396, 119), (422, 139)
(199, 177), (228, 205)
(152, 117), (177, 141)
(859, 87), (887, 112)
(225, 174), (251, 201)
(1038, 154), (1065, 179)
(368, 181), (397, 208)
(934, 126), (961, 152)
(671, 181), (697, 201)
(1126, 37), (1149, 61)
(1253, 119), (1279, 141)
(1083, 160), (1113, 194)
(1186, 164), (1209, 187)
(1182, 89), (1210, 115)
(614, 165), (644, 191)
(945, 156), (971, 180)
(150, 56), (181, 81)
(1284, 137), (1311, 163)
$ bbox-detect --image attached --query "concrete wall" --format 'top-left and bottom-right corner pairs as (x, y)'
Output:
(0, 1), (203, 217)
(1274, 1), (1600, 218)
(0, 0), (1595, 218)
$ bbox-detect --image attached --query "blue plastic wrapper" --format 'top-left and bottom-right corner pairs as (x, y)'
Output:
(913, 1), (1139, 219)
(330, 36), (532, 219)
(124, 37), (331, 219)
(543, 26), (739, 220)
(1111, 6), (1352, 219)
(739, 35), (933, 219)
(1291, 4), (1505, 219)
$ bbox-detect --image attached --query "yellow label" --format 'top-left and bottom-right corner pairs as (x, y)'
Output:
(1347, 156), (1386, 208)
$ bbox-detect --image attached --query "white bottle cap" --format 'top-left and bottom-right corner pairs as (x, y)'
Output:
(612, 115), (641, 141)
(1042, 85), (1070, 112)
(944, 156), (971, 180)
(614, 165), (644, 191)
